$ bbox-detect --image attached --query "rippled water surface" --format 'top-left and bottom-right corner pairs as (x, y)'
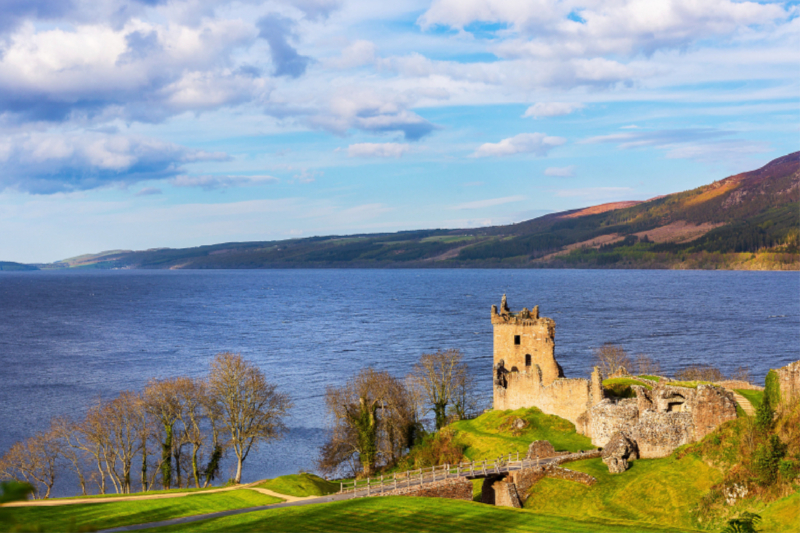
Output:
(1, 269), (798, 495)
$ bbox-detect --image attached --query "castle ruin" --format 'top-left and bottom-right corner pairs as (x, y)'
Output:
(491, 295), (739, 465)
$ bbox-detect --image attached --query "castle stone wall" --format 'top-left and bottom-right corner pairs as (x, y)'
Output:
(379, 477), (472, 501)
(777, 361), (800, 405)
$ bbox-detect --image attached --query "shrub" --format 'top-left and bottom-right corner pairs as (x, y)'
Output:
(753, 435), (787, 486)
(764, 370), (781, 408)
(676, 364), (725, 382)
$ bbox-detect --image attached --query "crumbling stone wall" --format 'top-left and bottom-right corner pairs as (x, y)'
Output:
(689, 384), (739, 440)
(526, 440), (557, 459)
(588, 399), (639, 447)
(379, 477), (472, 501)
(776, 361), (800, 404)
(589, 383), (736, 458)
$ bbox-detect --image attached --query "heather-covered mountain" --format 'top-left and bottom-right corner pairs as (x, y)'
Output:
(45, 152), (800, 270)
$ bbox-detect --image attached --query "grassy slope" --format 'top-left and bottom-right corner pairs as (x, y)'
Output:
(0, 489), (281, 532)
(449, 408), (594, 460)
(143, 496), (700, 533)
(255, 473), (339, 497)
(524, 456), (722, 530)
(760, 492), (800, 533)
(736, 389), (764, 408)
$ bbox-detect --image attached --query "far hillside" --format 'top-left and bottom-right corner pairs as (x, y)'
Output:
(36, 151), (800, 270)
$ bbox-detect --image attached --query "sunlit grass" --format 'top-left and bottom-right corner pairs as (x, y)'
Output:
(0, 489), (281, 532)
(143, 496), (699, 533)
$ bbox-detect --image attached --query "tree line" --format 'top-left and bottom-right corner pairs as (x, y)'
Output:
(319, 349), (477, 478)
(0, 353), (291, 498)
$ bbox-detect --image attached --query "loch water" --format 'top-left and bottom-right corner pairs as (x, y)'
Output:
(1, 269), (798, 495)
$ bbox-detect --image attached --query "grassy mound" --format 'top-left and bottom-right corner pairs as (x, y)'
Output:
(602, 377), (653, 398)
(144, 495), (700, 533)
(0, 489), (281, 532)
(448, 407), (594, 460)
(255, 473), (339, 497)
(524, 456), (722, 530)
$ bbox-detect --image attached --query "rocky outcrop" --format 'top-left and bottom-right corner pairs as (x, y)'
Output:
(602, 432), (638, 473)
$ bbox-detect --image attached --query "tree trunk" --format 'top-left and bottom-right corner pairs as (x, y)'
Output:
(141, 437), (148, 492)
(161, 424), (173, 489)
(234, 456), (243, 484)
(191, 445), (201, 488)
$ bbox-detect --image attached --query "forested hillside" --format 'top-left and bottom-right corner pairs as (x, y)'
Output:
(41, 152), (800, 270)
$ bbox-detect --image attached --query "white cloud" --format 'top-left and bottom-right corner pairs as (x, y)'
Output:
(453, 195), (526, 210)
(471, 133), (566, 158)
(420, 0), (787, 59)
(0, 131), (228, 194)
(544, 165), (575, 177)
(523, 102), (583, 118)
(328, 40), (377, 69)
(347, 142), (410, 158)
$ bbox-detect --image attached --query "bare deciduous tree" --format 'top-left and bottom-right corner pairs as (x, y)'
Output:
(675, 364), (725, 382)
(593, 343), (633, 378)
(208, 352), (291, 484)
(1, 431), (59, 499)
(50, 416), (89, 496)
(407, 349), (475, 430)
(634, 354), (662, 376)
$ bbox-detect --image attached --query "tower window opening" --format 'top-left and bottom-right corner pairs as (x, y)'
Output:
(514, 335), (521, 345)
(525, 354), (531, 367)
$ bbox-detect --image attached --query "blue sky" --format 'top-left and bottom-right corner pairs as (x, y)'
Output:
(0, 0), (797, 263)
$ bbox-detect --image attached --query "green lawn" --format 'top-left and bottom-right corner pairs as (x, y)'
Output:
(735, 389), (764, 409)
(0, 489), (281, 532)
(449, 408), (594, 460)
(524, 456), (722, 531)
(142, 496), (700, 533)
(255, 473), (339, 497)
(760, 492), (800, 533)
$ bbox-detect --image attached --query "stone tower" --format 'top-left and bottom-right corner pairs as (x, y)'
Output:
(492, 295), (564, 410)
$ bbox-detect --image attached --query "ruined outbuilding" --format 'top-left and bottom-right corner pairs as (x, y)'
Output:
(491, 295), (740, 467)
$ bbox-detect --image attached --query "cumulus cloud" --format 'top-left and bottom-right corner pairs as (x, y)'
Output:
(257, 14), (312, 78)
(420, 0), (787, 59)
(328, 40), (377, 69)
(471, 133), (566, 158)
(347, 142), (410, 158)
(523, 102), (584, 118)
(544, 165), (575, 177)
(0, 19), (263, 123)
(304, 89), (437, 140)
(0, 132), (228, 194)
